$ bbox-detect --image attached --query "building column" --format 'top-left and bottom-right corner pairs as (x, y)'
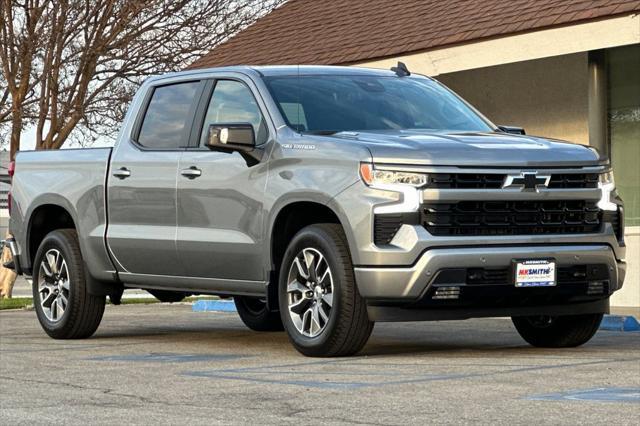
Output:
(588, 50), (608, 156)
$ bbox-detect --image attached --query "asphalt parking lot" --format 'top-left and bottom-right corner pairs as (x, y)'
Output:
(1, 304), (638, 425)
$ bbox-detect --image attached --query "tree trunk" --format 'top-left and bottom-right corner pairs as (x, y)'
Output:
(0, 233), (17, 298)
(9, 105), (22, 161)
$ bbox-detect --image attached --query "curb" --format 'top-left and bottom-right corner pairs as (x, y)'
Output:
(192, 300), (237, 312)
(599, 315), (640, 332)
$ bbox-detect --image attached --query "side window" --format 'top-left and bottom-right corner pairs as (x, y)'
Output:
(200, 80), (268, 146)
(137, 81), (199, 149)
(280, 102), (308, 132)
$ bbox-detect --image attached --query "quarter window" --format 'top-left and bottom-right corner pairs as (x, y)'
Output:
(138, 82), (199, 149)
(200, 80), (268, 146)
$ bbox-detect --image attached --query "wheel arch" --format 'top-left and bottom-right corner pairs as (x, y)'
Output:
(26, 200), (122, 298)
(267, 199), (355, 310)
(26, 201), (78, 270)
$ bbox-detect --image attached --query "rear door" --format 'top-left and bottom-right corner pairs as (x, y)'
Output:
(176, 77), (271, 285)
(107, 80), (203, 276)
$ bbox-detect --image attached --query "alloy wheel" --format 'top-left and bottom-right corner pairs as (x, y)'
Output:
(37, 249), (70, 322)
(286, 247), (334, 337)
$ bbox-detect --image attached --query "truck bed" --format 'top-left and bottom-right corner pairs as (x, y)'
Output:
(9, 148), (116, 280)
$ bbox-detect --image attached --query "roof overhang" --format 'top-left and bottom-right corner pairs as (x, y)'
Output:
(354, 14), (640, 75)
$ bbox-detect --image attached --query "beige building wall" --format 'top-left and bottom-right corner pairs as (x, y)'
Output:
(437, 53), (589, 145)
(612, 230), (639, 309)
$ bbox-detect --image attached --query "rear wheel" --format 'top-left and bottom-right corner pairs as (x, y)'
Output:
(234, 296), (283, 331)
(148, 290), (189, 303)
(512, 313), (603, 347)
(33, 229), (105, 339)
(279, 223), (373, 357)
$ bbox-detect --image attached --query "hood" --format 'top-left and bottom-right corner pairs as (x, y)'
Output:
(329, 130), (604, 167)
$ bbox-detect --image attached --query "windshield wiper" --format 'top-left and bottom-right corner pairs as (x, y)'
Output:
(302, 130), (339, 135)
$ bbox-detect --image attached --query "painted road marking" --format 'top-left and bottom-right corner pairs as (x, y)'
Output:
(182, 357), (640, 390)
(528, 387), (640, 403)
(88, 353), (248, 363)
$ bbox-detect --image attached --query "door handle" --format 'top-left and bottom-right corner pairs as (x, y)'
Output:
(112, 167), (131, 179)
(180, 166), (202, 179)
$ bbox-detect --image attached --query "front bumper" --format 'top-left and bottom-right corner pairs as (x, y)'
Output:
(354, 244), (624, 321)
(354, 244), (622, 300)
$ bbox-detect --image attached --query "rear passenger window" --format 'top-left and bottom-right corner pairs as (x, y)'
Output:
(138, 82), (199, 149)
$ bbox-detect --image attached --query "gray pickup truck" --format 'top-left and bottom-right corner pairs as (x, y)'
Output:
(6, 65), (625, 357)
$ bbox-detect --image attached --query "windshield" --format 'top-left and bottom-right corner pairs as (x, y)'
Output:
(263, 75), (494, 134)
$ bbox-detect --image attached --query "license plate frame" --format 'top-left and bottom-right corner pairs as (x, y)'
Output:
(513, 259), (556, 288)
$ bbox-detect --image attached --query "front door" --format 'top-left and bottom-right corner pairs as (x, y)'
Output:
(177, 78), (270, 283)
(107, 80), (201, 276)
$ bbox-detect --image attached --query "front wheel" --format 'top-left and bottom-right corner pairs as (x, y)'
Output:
(279, 223), (373, 357)
(512, 313), (603, 348)
(33, 229), (105, 339)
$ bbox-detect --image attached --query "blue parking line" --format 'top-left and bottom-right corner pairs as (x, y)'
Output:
(528, 387), (640, 403)
(599, 315), (640, 332)
(192, 299), (237, 312)
(89, 353), (247, 363)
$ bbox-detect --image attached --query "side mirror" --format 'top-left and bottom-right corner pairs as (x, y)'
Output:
(207, 123), (256, 151)
(498, 125), (526, 135)
(206, 123), (264, 167)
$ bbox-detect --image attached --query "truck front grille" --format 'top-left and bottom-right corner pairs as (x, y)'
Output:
(425, 173), (598, 189)
(427, 173), (504, 189)
(421, 200), (601, 236)
(548, 173), (598, 189)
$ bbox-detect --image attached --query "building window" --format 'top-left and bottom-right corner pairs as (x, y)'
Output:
(608, 44), (640, 227)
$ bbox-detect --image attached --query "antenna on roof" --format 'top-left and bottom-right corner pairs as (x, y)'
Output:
(296, 64), (301, 134)
(391, 61), (411, 77)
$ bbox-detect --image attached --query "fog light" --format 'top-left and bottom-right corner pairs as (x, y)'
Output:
(587, 281), (606, 295)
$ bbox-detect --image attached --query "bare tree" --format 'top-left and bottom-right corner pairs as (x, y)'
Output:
(0, 0), (46, 157)
(0, 0), (284, 157)
(0, 0), (284, 298)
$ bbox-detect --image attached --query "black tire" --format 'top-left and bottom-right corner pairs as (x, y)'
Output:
(512, 313), (603, 348)
(234, 296), (284, 331)
(278, 223), (373, 357)
(32, 229), (105, 339)
(148, 290), (189, 303)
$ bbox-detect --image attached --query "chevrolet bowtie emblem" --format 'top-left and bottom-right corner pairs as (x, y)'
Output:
(503, 172), (550, 191)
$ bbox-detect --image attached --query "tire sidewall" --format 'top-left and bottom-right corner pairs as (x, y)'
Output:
(278, 226), (347, 350)
(236, 296), (269, 320)
(32, 231), (83, 334)
(512, 313), (603, 347)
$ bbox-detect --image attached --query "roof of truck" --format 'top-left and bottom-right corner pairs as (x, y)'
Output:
(151, 65), (424, 82)
(252, 65), (403, 76)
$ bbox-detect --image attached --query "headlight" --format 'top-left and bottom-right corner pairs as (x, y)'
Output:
(598, 170), (617, 211)
(599, 170), (615, 186)
(359, 164), (427, 187)
(359, 163), (424, 214)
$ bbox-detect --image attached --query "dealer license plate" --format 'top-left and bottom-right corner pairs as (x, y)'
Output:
(514, 260), (556, 287)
